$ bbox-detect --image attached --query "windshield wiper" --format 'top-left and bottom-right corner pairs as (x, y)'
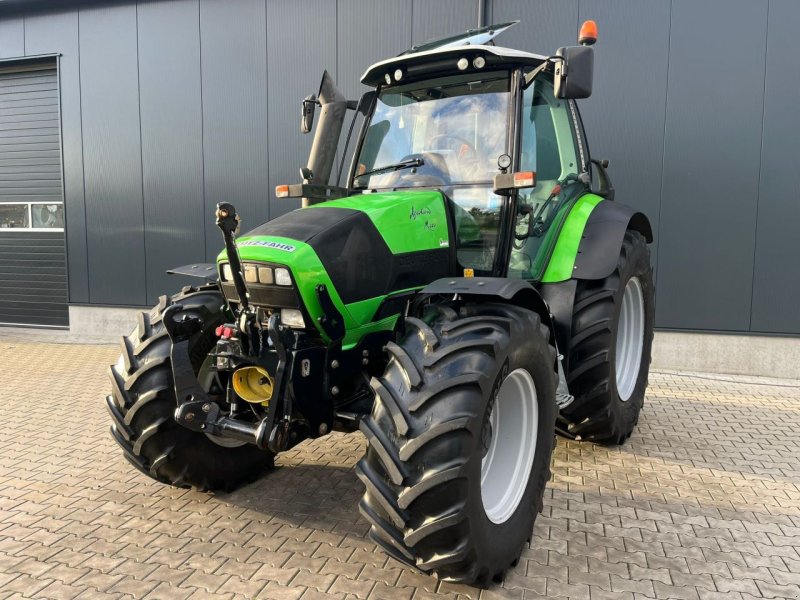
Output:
(356, 157), (424, 185)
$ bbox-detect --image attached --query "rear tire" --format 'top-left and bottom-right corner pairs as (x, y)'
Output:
(106, 284), (273, 491)
(357, 302), (556, 586)
(559, 230), (655, 444)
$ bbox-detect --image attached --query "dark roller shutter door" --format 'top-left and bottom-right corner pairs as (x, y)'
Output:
(0, 64), (68, 327)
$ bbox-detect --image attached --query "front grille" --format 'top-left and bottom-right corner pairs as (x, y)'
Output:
(220, 282), (301, 308)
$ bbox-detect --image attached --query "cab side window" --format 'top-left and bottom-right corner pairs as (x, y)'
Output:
(510, 77), (581, 279)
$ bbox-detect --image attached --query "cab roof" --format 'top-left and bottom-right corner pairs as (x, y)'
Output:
(361, 44), (547, 87)
(360, 21), (547, 87)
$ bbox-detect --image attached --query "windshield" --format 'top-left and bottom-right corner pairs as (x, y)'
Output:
(353, 72), (510, 189)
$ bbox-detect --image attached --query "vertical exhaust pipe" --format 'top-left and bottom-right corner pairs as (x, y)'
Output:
(304, 71), (348, 207)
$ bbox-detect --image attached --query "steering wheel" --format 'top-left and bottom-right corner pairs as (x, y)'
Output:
(428, 134), (478, 160)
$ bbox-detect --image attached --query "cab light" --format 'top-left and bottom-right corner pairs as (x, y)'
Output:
(384, 73), (392, 85)
(457, 57), (469, 71)
(473, 56), (486, 69)
(280, 308), (305, 329)
(257, 266), (273, 284)
(394, 68), (403, 81)
(274, 267), (292, 286)
(222, 263), (233, 281)
(514, 171), (536, 187)
(275, 185), (290, 198)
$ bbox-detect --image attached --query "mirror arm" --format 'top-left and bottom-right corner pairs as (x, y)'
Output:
(590, 158), (615, 201)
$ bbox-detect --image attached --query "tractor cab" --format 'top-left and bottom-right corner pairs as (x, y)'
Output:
(347, 21), (597, 280)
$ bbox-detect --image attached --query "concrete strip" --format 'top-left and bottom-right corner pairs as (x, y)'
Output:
(68, 305), (142, 340)
(652, 330), (800, 379)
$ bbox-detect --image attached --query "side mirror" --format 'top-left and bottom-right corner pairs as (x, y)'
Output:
(300, 94), (317, 134)
(357, 91), (375, 116)
(554, 46), (594, 99)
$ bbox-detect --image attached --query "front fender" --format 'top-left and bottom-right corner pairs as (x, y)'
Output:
(420, 277), (558, 357)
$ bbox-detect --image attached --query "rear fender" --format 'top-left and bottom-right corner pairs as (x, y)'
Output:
(419, 277), (558, 362)
(542, 197), (652, 282)
(572, 201), (652, 280)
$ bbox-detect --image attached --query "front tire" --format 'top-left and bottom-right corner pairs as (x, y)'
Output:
(357, 302), (556, 586)
(560, 230), (655, 444)
(105, 284), (273, 491)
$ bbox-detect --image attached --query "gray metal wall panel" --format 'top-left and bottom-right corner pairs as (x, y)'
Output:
(411, 0), (478, 46)
(24, 10), (88, 303)
(79, 4), (145, 305)
(138, 0), (204, 303)
(750, 0), (800, 334)
(337, 0), (412, 101)
(200, 0), (269, 261)
(266, 0), (335, 220)
(656, 0), (767, 331)
(336, 0), (412, 179)
(489, 0), (578, 56)
(0, 232), (68, 326)
(0, 17), (23, 58)
(577, 0), (669, 267)
(0, 0), (797, 336)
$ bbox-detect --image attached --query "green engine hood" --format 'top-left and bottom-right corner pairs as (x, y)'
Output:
(217, 190), (452, 345)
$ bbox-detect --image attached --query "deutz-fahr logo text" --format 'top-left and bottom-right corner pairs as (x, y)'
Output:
(238, 240), (296, 252)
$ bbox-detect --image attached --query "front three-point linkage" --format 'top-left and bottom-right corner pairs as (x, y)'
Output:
(163, 298), (273, 449)
(165, 203), (295, 452)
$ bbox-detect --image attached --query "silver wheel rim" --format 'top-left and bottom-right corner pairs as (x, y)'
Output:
(615, 277), (645, 402)
(480, 368), (539, 524)
(198, 356), (247, 448)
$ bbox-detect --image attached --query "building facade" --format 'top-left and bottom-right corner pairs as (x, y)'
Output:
(0, 0), (797, 343)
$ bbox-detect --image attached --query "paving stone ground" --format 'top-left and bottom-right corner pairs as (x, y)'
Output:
(0, 335), (799, 600)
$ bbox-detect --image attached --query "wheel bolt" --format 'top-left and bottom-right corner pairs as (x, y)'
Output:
(202, 403), (211, 413)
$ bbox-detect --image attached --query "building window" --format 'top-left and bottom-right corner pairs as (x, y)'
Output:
(0, 202), (64, 231)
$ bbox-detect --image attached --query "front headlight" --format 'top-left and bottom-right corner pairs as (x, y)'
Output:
(257, 266), (273, 284)
(243, 264), (258, 283)
(274, 268), (292, 286)
(222, 263), (233, 281)
(280, 308), (305, 328)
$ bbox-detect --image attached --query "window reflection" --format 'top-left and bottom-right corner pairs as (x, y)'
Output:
(449, 187), (504, 274)
(31, 204), (64, 228)
(0, 204), (28, 228)
(0, 203), (64, 230)
(356, 72), (510, 189)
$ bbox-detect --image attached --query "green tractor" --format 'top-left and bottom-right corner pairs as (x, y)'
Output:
(106, 21), (654, 585)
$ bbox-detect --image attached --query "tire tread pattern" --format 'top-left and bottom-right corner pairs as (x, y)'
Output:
(358, 302), (557, 585)
(107, 284), (273, 491)
(560, 231), (654, 444)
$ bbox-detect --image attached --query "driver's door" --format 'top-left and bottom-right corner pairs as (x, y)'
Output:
(509, 76), (584, 279)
